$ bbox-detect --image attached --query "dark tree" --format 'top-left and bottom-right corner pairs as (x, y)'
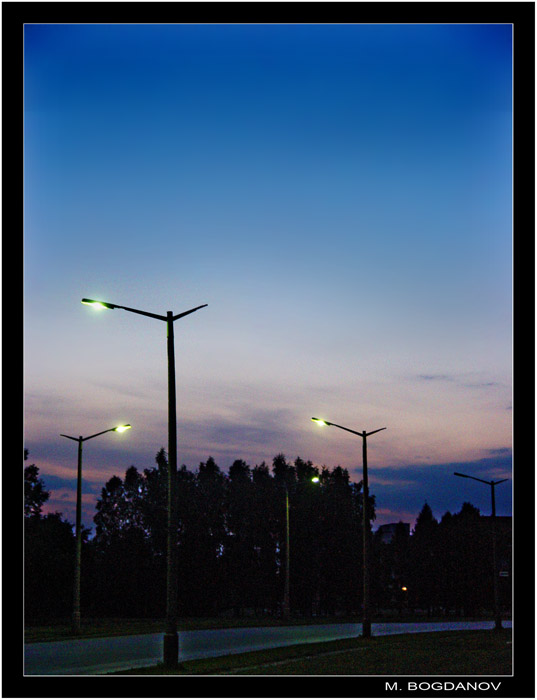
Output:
(92, 458), (166, 617)
(24, 451), (77, 622)
(24, 449), (50, 518)
(286, 457), (322, 615)
(250, 462), (280, 613)
(437, 511), (458, 615)
(179, 457), (227, 615)
(317, 467), (363, 616)
(25, 513), (78, 622)
(447, 502), (490, 617)
(372, 522), (411, 615)
(409, 503), (440, 615)
(222, 460), (258, 614)
(141, 448), (169, 558)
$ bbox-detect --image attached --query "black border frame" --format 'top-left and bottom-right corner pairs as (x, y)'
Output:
(7, 2), (534, 698)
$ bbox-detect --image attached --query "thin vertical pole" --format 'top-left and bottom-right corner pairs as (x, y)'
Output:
(72, 438), (83, 634)
(491, 483), (502, 631)
(163, 311), (179, 667)
(362, 432), (371, 638)
(283, 485), (290, 618)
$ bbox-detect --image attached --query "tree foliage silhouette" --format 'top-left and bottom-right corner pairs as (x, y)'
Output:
(409, 503), (440, 615)
(86, 451), (378, 617)
(24, 449), (50, 518)
(23, 447), (510, 623)
(24, 450), (77, 622)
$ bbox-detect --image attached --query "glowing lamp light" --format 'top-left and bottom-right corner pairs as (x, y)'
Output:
(311, 417), (328, 426)
(401, 586), (408, 591)
(81, 298), (115, 310)
(311, 476), (320, 483)
(114, 424), (132, 433)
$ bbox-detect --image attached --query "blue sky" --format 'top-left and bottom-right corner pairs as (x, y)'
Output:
(24, 23), (513, 529)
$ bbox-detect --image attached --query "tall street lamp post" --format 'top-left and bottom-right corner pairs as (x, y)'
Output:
(60, 423), (132, 634)
(283, 483), (290, 620)
(454, 471), (508, 631)
(82, 298), (207, 668)
(283, 476), (320, 619)
(312, 418), (386, 638)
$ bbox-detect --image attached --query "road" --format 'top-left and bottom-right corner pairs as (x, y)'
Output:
(24, 620), (512, 675)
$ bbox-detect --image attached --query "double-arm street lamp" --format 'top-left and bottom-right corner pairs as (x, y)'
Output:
(82, 298), (207, 668)
(283, 475), (320, 619)
(61, 423), (132, 634)
(312, 418), (386, 638)
(454, 471), (509, 631)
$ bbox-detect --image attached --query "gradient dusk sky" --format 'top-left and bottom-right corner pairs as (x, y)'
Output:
(23, 22), (513, 531)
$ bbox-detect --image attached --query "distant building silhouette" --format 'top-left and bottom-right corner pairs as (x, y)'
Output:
(480, 514), (512, 575)
(376, 522), (410, 544)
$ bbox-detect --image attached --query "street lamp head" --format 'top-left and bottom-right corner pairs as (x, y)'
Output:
(311, 476), (320, 483)
(114, 424), (131, 433)
(81, 298), (115, 310)
(311, 417), (329, 426)
(454, 471), (498, 486)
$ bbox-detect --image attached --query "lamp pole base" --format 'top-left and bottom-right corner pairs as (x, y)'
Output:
(163, 631), (179, 668)
(71, 612), (81, 635)
(362, 619), (372, 638)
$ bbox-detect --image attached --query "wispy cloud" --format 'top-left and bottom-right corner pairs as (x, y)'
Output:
(417, 374), (455, 382)
(463, 381), (500, 388)
(486, 447), (511, 456)
(415, 373), (503, 389)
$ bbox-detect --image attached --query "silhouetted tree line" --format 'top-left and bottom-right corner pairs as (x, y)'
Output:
(87, 450), (373, 619)
(371, 503), (512, 618)
(24, 450), (511, 623)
